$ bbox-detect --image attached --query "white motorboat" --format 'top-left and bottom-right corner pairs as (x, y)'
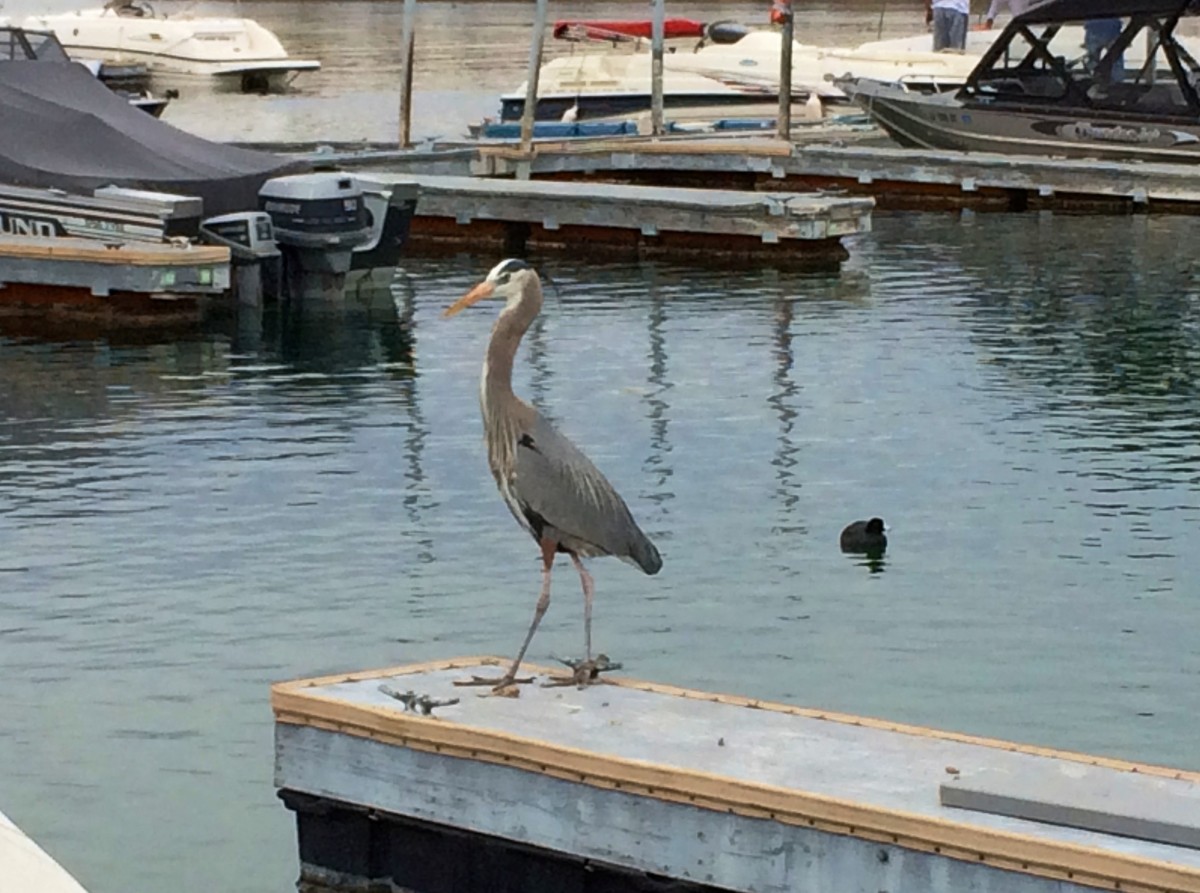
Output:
(500, 21), (980, 123)
(22, 0), (320, 93)
(0, 809), (90, 893)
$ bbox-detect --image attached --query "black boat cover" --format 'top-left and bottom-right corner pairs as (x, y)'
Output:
(0, 60), (307, 216)
(1017, 0), (1200, 24)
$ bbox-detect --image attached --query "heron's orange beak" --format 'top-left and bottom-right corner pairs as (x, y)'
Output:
(443, 280), (495, 318)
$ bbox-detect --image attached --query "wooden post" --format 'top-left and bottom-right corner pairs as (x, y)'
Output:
(519, 0), (550, 155)
(776, 0), (793, 141)
(397, 0), (416, 148)
(651, 0), (665, 136)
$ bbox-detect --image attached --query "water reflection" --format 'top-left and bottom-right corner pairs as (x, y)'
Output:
(641, 271), (675, 528)
(947, 214), (1200, 495)
(768, 293), (804, 537)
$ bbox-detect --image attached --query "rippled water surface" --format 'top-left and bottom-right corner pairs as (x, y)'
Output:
(3, 2), (1200, 892)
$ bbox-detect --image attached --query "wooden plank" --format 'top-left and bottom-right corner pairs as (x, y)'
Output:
(272, 657), (1200, 893)
(477, 138), (797, 160)
(0, 235), (229, 266)
(942, 769), (1200, 851)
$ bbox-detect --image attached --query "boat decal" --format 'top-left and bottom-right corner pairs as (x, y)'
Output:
(1031, 120), (1200, 146)
(0, 212), (64, 239)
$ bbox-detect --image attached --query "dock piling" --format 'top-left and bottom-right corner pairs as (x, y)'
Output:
(650, 0), (665, 136)
(397, 0), (417, 148)
(519, 0), (550, 157)
(776, 0), (794, 140)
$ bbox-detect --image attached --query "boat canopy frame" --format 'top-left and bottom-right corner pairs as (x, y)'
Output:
(963, 2), (1200, 117)
(1013, 0), (1200, 25)
(0, 25), (71, 62)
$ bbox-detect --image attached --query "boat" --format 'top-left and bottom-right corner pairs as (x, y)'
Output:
(0, 59), (419, 312)
(838, 0), (1200, 163)
(0, 22), (169, 115)
(498, 18), (979, 124)
(22, 0), (320, 93)
(0, 809), (91, 893)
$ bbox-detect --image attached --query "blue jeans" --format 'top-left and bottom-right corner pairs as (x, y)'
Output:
(932, 7), (968, 51)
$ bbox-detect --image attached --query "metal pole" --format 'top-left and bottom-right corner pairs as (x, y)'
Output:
(397, 0), (416, 148)
(520, 0), (550, 154)
(776, 0), (793, 140)
(651, 0), (665, 136)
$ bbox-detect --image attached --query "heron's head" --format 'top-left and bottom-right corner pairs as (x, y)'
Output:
(443, 258), (540, 318)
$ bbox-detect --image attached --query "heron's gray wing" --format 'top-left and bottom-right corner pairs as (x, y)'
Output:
(512, 412), (660, 572)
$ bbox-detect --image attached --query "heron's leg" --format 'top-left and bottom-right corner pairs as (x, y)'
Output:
(495, 537), (557, 689)
(569, 553), (594, 662)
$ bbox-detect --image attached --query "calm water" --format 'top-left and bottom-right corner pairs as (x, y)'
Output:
(4, 3), (1200, 892)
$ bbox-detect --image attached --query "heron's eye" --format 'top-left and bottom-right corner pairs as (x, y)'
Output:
(496, 273), (511, 285)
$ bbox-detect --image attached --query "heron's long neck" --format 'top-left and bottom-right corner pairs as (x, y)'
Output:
(480, 295), (539, 475)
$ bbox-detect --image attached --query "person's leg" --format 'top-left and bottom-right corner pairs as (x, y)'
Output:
(932, 6), (952, 51)
(949, 10), (969, 51)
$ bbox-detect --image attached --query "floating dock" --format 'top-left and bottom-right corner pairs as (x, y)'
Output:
(354, 174), (871, 267)
(473, 139), (1200, 213)
(0, 234), (231, 328)
(285, 137), (1200, 214)
(273, 657), (1200, 893)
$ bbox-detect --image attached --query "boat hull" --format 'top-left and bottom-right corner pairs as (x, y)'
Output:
(21, 7), (320, 93)
(846, 79), (1200, 164)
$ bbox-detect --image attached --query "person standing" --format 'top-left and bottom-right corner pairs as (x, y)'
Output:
(985, 0), (1031, 29)
(925, 0), (970, 52)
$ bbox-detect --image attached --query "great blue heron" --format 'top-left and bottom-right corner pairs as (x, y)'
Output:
(443, 259), (662, 692)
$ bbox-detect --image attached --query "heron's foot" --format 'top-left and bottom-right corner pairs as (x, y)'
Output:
(452, 673), (535, 695)
(378, 685), (460, 715)
(543, 653), (621, 688)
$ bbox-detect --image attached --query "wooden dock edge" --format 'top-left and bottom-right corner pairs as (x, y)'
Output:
(272, 657), (1200, 893)
(0, 235), (230, 267)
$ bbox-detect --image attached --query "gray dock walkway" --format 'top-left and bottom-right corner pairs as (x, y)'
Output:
(356, 173), (872, 266)
(471, 139), (1200, 212)
(273, 657), (1200, 893)
(284, 137), (1200, 213)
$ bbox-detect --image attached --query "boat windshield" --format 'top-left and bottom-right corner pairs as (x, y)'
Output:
(0, 27), (72, 62)
(967, 12), (1200, 115)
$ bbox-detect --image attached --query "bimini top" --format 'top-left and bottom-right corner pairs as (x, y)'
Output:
(0, 59), (305, 215)
(1016, 0), (1200, 24)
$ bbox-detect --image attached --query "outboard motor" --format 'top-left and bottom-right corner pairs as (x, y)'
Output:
(199, 210), (281, 306)
(345, 175), (420, 295)
(258, 172), (373, 299)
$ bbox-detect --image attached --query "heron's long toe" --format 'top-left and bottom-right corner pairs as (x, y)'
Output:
(452, 672), (535, 691)
(543, 654), (622, 688)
